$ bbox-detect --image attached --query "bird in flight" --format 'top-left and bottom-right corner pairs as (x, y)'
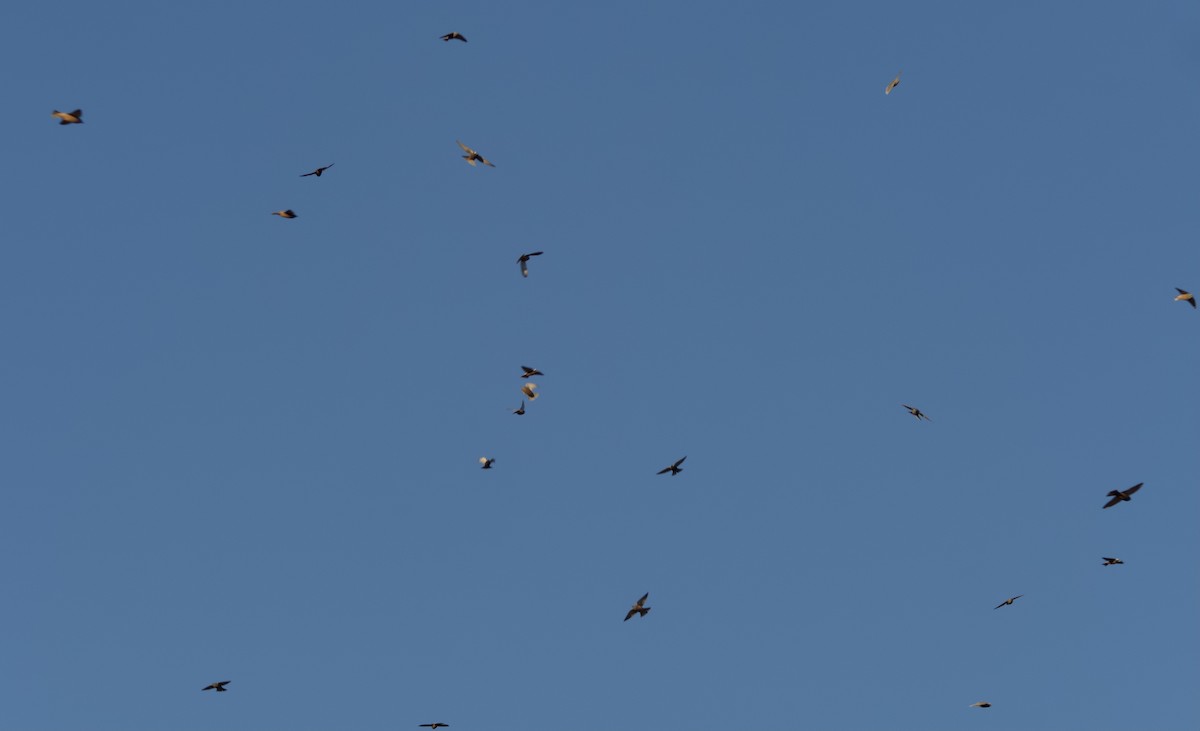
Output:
(513, 400), (526, 415)
(520, 383), (538, 400)
(1102, 557), (1124, 566)
(657, 456), (686, 476)
(52, 109), (84, 125)
(902, 404), (930, 421)
(272, 209), (297, 219)
(885, 71), (901, 95)
(300, 164), (334, 177)
(202, 681), (231, 692)
(440, 32), (467, 42)
(1175, 288), (1196, 308)
(520, 365), (543, 378)
(479, 457), (495, 470)
(1103, 482), (1143, 509)
(517, 251), (544, 278)
(624, 592), (650, 622)
(969, 701), (992, 709)
(420, 724), (450, 729)
(994, 594), (1023, 609)
(457, 140), (495, 167)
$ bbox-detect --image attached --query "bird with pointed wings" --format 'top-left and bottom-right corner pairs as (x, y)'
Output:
(1102, 557), (1124, 566)
(520, 365), (543, 378)
(994, 594), (1023, 609)
(479, 457), (495, 469)
(441, 32), (467, 42)
(885, 71), (901, 95)
(300, 164), (334, 177)
(657, 456), (686, 476)
(624, 592), (650, 621)
(1103, 482), (1143, 509)
(272, 209), (297, 219)
(969, 702), (992, 708)
(420, 724), (450, 729)
(513, 400), (525, 415)
(517, 252), (544, 278)
(457, 140), (495, 167)
(52, 109), (83, 125)
(903, 404), (930, 421)
(1175, 288), (1196, 308)
(202, 681), (231, 692)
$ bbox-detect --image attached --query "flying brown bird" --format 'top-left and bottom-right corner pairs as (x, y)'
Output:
(513, 400), (526, 415)
(272, 209), (297, 219)
(52, 109), (83, 125)
(657, 456), (686, 476)
(300, 164), (334, 177)
(994, 594), (1023, 609)
(440, 32), (467, 42)
(1175, 288), (1196, 308)
(902, 404), (930, 421)
(624, 592), (650, 621)
(420, 724), (450, 729)
(520, 383), (538, 400)
(518, 251), (544, 278)
(479, 457), (495, 469)
(520, 365), (543, 378)
(457, 140), (495, 168)
(1102, 557), (1124, 566)
(885, 71), (901, 95)
(1103, 482), (1143, 509)
(969, 702), (992, 709)
(202, 681), (231, 692)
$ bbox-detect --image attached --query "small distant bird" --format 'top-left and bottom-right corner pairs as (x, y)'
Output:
(479, 457), (495, 469)
(440, 32), (467, 42)
(520, 365), (543, 378)
(994, 594), (1023, 609)
(1175, 288), (1196, 308)
(1103, 482), (1143, 509)
(517, 251), (544, 278)
(420, 724), (450, 729)
(969, 702), (992, 709)
(300, 164), (334, 177)
(457, 140), (495, 168)
(885, 71), (901, 95)
(520, 383), (538, 400)
(903, 404), (930, 421)
(624, 592), (650, 622)
(657, 456), (686, 476)
(202, 681), (231, 692)
(513, 400), (526, 415)
(52, 109), (83, 125)
(1102, 557), (1124, 566)
(272, 209), (297, 219)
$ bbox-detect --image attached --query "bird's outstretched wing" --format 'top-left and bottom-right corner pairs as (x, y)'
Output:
(656, 466), (672, 475)
(636, 592), (649, 606)
(457, 140), (475, 155)
(624, 609), (636, 621)
(1102, 495), (1121, 509)
(1124, 483), (1143, 496)
(674, 456), (687, 468)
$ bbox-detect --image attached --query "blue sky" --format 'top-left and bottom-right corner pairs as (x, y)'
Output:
(2, 1), (1198, 729)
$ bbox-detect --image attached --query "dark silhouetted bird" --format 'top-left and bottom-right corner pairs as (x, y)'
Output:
(420, 724), (450, 729)
(479, 457), (495, 469)
(1103, 483), (1143, 509)
(520, 365), (543, 378)
(440, 32), (467, 42)
(903, 404), (930, 421)
(994, 595), (1023, 609)
(202, 681), (231, 692)
(1175, 288), (1196, 308)
(272, 209), (297, 219)
(300, 164), (334, 177)
(518, 251), (544, 278)
(52, 109), (83, 125)
(624, 592), (650, 621)
(1102, 557), (1124, 566)
(513, 400), (525, 415)
(885, 71), (901, 95)
(969, 702), (992, 708)
(657, 456), (686, 476)
(457, 140), (495, 167)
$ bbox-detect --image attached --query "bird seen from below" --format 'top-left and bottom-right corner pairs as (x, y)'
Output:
(479, 457), (495, 470)
(903, 404), (930, 421)
(624, 592), (650, 622)
(885, 71), (901, 94)
(520, 365), (543, 378)
(994, 594), (1023, 609)
(202, 681), (230, 692)
(1175, 288), (1195, 308)
(520, 383), (538, 400)
(420, 724), (450, 729)
(52, 109), (83, 125)
(457, 140), (495, 167)
(657, 456), (686, 476)
(1102, 557), (1124, 566)
(517, 251), (544, 278)
(272, 209), (297, 219)
(300, 164), (334, 177)
(512, 400), (525, 415)
(440, 32), (467, 42)
(1103, 482), (1143, 509)
(969, 702), (992, 709)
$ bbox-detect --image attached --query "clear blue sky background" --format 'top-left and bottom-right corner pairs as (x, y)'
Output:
(2, 1), (1198, 729)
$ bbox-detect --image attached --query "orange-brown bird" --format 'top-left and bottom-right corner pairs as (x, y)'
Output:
(52, 109), (83, 125)
(272, 209), (297, 219)
(885, 72), (901, 95)
(457, 140), (495, 168)
(624, 592), (650, 621)
(520, 383), (538, 400)
(1175, 288), (1196, 308)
